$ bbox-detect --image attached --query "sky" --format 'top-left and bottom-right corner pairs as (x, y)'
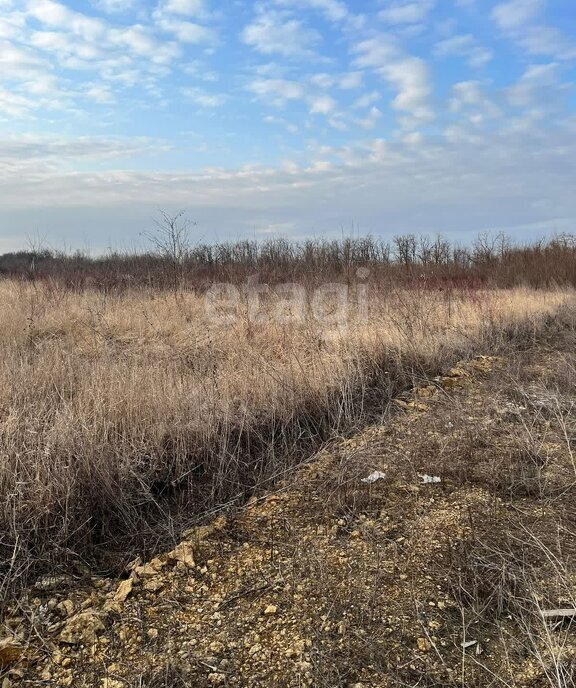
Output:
(0, 0), (575, 252)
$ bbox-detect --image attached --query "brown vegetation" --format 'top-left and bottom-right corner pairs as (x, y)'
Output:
(1, 231), (576, 685)
(7, 306), (576, 687)
(1, 231), (576, 290)
(0, 272), (569, 600)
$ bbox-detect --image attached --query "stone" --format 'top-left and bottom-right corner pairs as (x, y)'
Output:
(183, 515), (227, 542)
(57, 600), (75, 617)
(59, 611), (106, 645)
(168, 542), (195, 568)
(264, 605), (278, 615)
(143, 579), (164, 593)
(416, 637), (431, 652)
(0, 639), (22, 668)
(441, 377), (458, 390)
(114, 578), (133, 603)
(132, 557), (166, 579)
(104, 578), (134, 611)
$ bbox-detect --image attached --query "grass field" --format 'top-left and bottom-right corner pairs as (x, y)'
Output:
(0, 277), (570, 599)
(1, 233), (576, 685)
(6, 288), (576, 688)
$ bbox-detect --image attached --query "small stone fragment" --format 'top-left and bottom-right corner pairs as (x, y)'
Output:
(168, 542), (195, 568)
(416, 637), (431, 652)
(0, 639), (22, 668)
(114, 578), (133, 603)
(105, 578), (134, 611)
(102, 680), (125, 688)
(143, 579), (164, 593)
(59, 611), (106, 645)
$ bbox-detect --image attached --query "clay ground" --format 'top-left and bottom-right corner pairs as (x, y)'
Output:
(3, 323), (576, 687)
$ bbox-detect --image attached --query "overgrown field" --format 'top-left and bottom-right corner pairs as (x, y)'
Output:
(0, 276), (571, 600)
(11, 296), (576, 688)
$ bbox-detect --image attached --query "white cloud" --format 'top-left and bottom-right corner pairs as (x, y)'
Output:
(0, 87), (35, 118)
(241, 10), (320, 57)
(182, 60), (218, 81)
(356, 106), (382, 129)
(2, 123), (576, 249)
(491, 0), (544, 30)
(449, 81), (501, 121)
(247, 77), (340, 117)
(435, 34), (493, 68)
(85, 84), (116, 103)
(379, 0), (435, 25)
(309, 94), (336, 114)
(152, 0), (216, 47)
(157, 0), (206, 17)
(309, 72), (334, 89)
(520, 26), (576, 60)
(92, 0), (135, 14)
(353, 37), (434, 128)
(25, 0), (181, 68)
(506, 63), (569, 108)
(156, 17), (216, 44)
(248, 78), (306, 107)
(308, 71), (363, 90)
(0, 40), (49, 80)
(110, 26), (180, 64)
(26, 0), (107, 39)
(328, 116), (348, 131)
(183, 87), (227, 107)
(271, 0), (349, 22)
(0, 134), (169, 157)
(353, 91), (381, 109)
(0, 13), (26, 40)
(0, 0), (218, 119)
(491, 0), (576, 61)
(23, 74), (60, 96)
(339, 72), (363, 89)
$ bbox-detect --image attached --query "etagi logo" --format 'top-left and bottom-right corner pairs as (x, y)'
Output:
(204, 268), (371, 326)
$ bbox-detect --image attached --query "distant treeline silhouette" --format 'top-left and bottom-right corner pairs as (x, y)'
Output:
(1, 231), (575, 290)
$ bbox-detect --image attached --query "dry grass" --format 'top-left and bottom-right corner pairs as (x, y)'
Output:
(9, 306), (576, 688)
(0, 279), (570, 599)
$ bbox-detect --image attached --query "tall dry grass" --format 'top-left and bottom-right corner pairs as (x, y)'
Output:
(0, 279), (570, 598)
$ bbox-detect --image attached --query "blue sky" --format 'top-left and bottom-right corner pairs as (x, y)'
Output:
(0, 0), (575, 251)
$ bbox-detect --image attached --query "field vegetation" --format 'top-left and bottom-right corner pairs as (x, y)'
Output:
(0, 229), (574, 603)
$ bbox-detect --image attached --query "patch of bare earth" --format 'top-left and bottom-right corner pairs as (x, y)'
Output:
(5, 339), (576, 687)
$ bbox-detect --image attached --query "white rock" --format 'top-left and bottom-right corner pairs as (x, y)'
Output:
(361, 471), (387, 484)
(419, 474), (441, 484)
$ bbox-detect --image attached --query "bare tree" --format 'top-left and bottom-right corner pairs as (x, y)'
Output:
(417, 235), (432, 265)
(431, 234), (451, 265)
(473, 231), (512, 265)
(146, 210), (196, 292)
(393, 234), (418, 266)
